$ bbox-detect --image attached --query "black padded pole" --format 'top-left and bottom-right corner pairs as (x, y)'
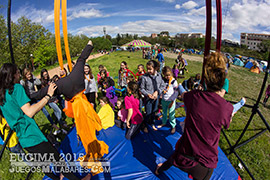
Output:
(7, 0), (15, 64)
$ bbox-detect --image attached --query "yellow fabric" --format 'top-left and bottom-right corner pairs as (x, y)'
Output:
(69, 91), (109, 175)
(98, 104), (115, 130)
(62, 0), (73, 72)
(54, 0), (64, 69)
(0, 118), (19, 148)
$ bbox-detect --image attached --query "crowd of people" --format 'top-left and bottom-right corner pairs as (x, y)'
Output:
(0, 40), (249, 180)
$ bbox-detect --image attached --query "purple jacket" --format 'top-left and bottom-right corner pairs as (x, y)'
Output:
(172, 68), (179, 78)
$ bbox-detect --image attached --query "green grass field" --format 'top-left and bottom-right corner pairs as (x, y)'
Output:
(1, 50), (269, 180)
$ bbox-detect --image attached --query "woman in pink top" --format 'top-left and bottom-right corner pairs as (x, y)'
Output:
(155, 52), (234, 180)
(125, 81), (143, 140)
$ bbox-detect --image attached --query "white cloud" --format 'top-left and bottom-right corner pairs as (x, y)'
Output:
(76, 20), (204, 37)
(223, 0), (270, 35)
(68, 8), (107, 20)
(185, 6), (216, 17)
(67, 3), (109, 20)
(11, 6), (54, 25)
(182, 1), (199, 10)
(186, 6), (205, 16)
(11, 3), (108, 25)
(175, 4), (181, 9)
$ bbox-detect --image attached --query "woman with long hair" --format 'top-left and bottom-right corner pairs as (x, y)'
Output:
(40, 69), (67, 129)
(20, 68), (60, 130)
(155, 52), (234, 180)
(84, 64), (98, 110)
(98, 69), (115, 96)
(0, 63), (80, 180)
(20, 68), (41, 97)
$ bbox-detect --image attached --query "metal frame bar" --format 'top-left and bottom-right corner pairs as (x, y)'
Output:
(222, 52), (270, 180)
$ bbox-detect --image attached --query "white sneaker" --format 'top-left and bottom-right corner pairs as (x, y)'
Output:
(53, 130), (61, 135)
(240, 97), (246, 105)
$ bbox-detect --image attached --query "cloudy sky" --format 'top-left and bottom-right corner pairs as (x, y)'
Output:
(1, 0), (270, 42)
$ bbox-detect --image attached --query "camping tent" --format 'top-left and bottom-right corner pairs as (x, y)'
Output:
(121, 40), (152, 48)
(244, 61), (253, 69)
(250, 66), (260, 74)
(233, 58), (244, 67)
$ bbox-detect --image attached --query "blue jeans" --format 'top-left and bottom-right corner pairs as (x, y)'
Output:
(233, 98), (245, 113)
(48, 102), (63, 126)
(41, 106), (54, 125)
(160, 62), (165, 73)
(144, 96), (159, 125)
(178, 84), (187, 95)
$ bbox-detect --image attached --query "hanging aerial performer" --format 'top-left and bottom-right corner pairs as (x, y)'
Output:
(31, 0), (109, 176)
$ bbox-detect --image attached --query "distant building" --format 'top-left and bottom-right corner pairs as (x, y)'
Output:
(175, 33), (204, 39)
(151, 33), (158, 38)
(222, 39), (239, 47)
(240, 33), (270, 51)
(159, 31), (169, 37)
(190, 33), (204, 38)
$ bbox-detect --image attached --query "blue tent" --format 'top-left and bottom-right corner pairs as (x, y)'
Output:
(233, 59), (244, 67)
(244, 61), (253, 69)
(44, 117), (240, 180)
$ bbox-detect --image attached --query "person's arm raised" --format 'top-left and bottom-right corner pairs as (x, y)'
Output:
(76, 40), (93, 64)
(21, 83), (57, 118)
(30, 41), (94, 100)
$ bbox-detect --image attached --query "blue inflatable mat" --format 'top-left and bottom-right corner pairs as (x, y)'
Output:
(0, 137), (3, 145)
(44, 117), (240, 180)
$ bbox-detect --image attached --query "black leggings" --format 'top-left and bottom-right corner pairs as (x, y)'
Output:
(30, 45), (94, 101)
(25, 142), (80, 180)
(158, 155), (213, 180)
(125, 123), (141, 140)
(85, 92), (96, 110)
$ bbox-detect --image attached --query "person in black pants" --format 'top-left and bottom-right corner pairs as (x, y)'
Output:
(30, 41), (94, 101)
(12, 41), (93, 180)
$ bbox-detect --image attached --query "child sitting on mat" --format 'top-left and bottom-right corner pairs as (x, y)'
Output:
(98, 97), (115, 130)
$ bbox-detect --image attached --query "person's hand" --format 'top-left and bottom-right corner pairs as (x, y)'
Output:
(47, 83), (57, 97)
(152, 91), (158, 100)
(127, 121), (131, 128)
(95, 92), (98, 98)
(88, 40), (93, 46)
(148, 94), (153, 99)
(59, 68), (66, 77)
(197, 84), (204, 91)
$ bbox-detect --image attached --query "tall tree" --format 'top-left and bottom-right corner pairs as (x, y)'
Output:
(11, 16), (49, 68)
(0, 15), (9, 66)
